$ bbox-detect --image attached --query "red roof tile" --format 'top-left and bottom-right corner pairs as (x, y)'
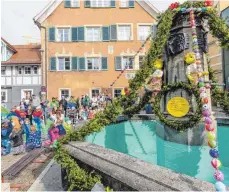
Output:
(2, 44), (41, 65)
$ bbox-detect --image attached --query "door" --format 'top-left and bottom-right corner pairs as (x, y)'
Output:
(21, 89), (33, 101)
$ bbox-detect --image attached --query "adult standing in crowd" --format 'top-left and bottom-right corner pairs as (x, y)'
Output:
(32, 94), (41, 111)
(59, 96), (67, 116)
(84, 94), (90, 107)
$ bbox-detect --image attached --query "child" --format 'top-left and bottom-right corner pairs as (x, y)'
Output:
(10, 126), (25, 155)
(56, 119), (66, 136)
(26, 125), (41, 151)
(88, 109), (95, 119)
(49, 124), (60, 143)
(21, 118), (31, 144)
(1, 120), (13, 156)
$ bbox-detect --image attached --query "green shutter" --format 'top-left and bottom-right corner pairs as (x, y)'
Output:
(110, 0), (116, 7)
(102, 26), (110, 42)
(71, 27), (78, 42)
(129, 0), (135, 8)
(84, 0), (90, 7)
(79, 57), (86, 71)
(49, 27), (55, 41)
(50, 57), (56, 71)
(152, 24), (157, 39)
(72, 57), (78, 70)
(78, 27), (85, 41)
(115, 56), (122, 70)
(64, 0), (71, 7)
(110, 25), (117, 41)
(101, 57), (108, 71)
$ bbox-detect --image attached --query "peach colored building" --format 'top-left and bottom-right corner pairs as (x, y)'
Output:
(34, 0), (158, 99)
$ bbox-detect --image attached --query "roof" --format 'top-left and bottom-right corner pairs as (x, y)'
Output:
(1, 37), (17, 53)
(33, 0), (160, 25)
(2, 44), (41, 65)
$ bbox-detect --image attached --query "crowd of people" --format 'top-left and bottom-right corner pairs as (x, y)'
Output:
(1, 92), (112, 156)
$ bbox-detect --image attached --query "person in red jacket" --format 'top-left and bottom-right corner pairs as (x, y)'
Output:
(32, 106), (43, 119)
(15, 106), (27, 119)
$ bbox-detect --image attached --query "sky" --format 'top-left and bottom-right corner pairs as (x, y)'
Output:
(1, 0), (178, 45)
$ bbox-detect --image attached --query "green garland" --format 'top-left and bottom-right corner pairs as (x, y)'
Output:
(207, 57), (229, 114)
(152, 82), (202, 131)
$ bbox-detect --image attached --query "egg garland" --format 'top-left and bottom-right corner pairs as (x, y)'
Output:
(189, 6), (227, 190)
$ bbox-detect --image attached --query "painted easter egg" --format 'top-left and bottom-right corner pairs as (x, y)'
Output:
(202, 104), (209, 110)
(202, 109), (211, 117)
(181, 8), (186, 12)
(196, 60), (201, 65)
(197, 8), (202, 12)
(200, 92), (207, 98)
(208, 139), (217, 148)
(207, 131), (216, 140)
(211, 159), (222, 169)
(206, 124), (214, 132)
(215, 181), (226, 192)
(204, 117), (212, 124)
(202, 7), (207, 11)
(205, 84), (211, 89)
(203, 98), (208, 104)
(199, 82), (205, 88)
(210, 149), (219, 158)
(199, 78), (204, 83)
(214, 170), (224, 181)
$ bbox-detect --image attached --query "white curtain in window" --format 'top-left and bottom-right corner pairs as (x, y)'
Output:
(58, 58), (65, 70)
(71, 0), (79, 7)
(91, 0), (109, 7)
(120, 0), (128, 7)
(118, 25), (131, 40)
(86, 27), (101, 41)
(139, 26), (151, 40)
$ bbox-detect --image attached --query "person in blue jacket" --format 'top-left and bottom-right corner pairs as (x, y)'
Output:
(1, 119), (13, 155)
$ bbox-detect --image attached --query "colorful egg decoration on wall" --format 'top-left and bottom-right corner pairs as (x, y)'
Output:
(210, 149), (219, 158)
(211, 159), (222, 169)
(208, 139), (217, 148)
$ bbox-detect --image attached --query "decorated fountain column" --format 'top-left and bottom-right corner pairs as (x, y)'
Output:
(156, 6), (216, 146)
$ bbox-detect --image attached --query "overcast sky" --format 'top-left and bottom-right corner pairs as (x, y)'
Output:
(1, 0), (177, 45)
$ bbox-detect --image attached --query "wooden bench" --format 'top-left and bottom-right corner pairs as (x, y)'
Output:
(2, 148), (44, 180)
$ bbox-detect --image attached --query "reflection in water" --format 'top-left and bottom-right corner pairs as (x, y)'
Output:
(86, 121), (229, 186)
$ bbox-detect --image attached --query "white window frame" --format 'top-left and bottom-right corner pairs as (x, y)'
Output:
(113, 87), (123, 98)
(21, 89), (33, 101)
(17, 66), (23, 75)
(57, 57), (71, 71)
(1, 90), (7, 102)
(59, 88), (71, 100)
(91, 0), (110, 7)
(71, 0), (80, 7)
(85, 26), (102, 42)
(117, 24), (133, 41)
(137, 24), (152, 41)
(119, 0), (128, 8)
(57, 28), (71, 42)
(86, 57), (101, 71)
(90, 88), (101, 98)
(24, 66), (32, 75)
(122, 56), (134, 70)
(1, 66), (6, 76)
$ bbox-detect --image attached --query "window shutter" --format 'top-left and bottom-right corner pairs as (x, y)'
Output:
(101, 57), (108, 71)
(71, 27), (78, 42)
(129, 0), (135, 8)
(152, 24), (157, 39)
(110, 25), (117, 41)
(78, 27), (85, 41)
(110, 0), (116, 7)
(79, 57), (86, 71)
(64, 0), (71, 7)
(115, 56), (122, 70)
(72, 57), (78, 71)
(102, 26), (110, 42)
(50, 57), (56, 71)
(49, 27), (55, 42)
(84, 0), (90, 7)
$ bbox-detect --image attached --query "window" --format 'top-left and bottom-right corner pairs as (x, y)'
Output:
(86, 27), (101, 41)
(21, 89), (33, 100)
(114, 88), (122, 98)
(91, 88), (100, 97)
(60, 89), (70, 99)
(120, 0), (128, 7)
(87, 58), (100, 70)
(91, 0), (110, 7)
(139, 56), (145, 68)
(1, 90), (7, 102)
(17, 67), (23, 75)
(138, 25), (151, 41)
(117, 25), (131, 41)
(71, 0), (80, 7)
(122, 56), (134, 70)
(58, 57), (71, 71)
(1, 67), (6, 76)
(33, 66), (38, 74)
(57, 28), (70, 42)
(24, 66), (31, 75)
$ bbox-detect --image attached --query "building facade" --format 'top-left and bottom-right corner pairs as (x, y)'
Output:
(1, 39), (42, 109)
(34, 0), (158, 99)
(208, 0), (229, 90)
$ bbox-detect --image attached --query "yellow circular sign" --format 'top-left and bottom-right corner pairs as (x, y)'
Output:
(167, 97), (189, 117)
